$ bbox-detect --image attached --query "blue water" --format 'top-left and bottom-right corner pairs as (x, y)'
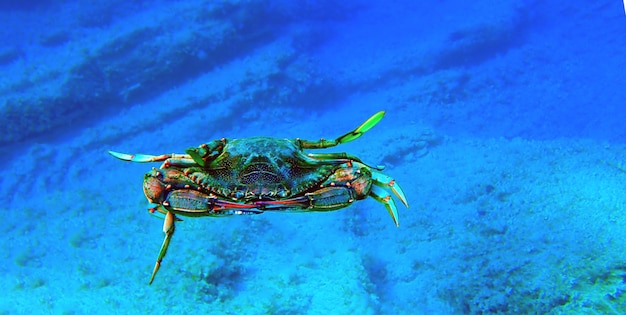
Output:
(2, 0), (626, 314)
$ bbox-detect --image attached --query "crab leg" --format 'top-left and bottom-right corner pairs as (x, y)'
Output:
(254, 196), (311, 210)
(305, 153), (385, 171)
(148, 205), (186, 221)
(297, 111), (385, 149)
(152, 196), (264, 218)
(305, 152), (365, 165)
(149, 210), (176, 285)
(369, 185), (400, 227)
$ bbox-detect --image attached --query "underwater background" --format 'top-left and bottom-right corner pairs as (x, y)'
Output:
(2, 0), (626, 314)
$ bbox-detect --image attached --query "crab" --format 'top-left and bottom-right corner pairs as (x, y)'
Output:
(109, 111), (408, 284)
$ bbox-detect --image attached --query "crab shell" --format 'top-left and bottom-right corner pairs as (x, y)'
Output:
(142, 146), (376, 216)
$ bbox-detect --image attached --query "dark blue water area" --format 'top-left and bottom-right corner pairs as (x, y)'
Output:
(2, 0), (626, 314)
(368, 0), (624, 142)
(0, 0), (623, 144)
(0, 1), (53, 10)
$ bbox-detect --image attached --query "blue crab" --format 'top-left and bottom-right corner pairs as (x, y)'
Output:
(109, 111), (408, 284)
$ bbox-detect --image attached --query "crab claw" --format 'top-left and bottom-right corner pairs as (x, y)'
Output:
(108, 150), (135, 161)
(368, 170), (409, 227)
(108, 151), (168, 163)
(371, 171), (409, 208)
(370, 185), (400, 227)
